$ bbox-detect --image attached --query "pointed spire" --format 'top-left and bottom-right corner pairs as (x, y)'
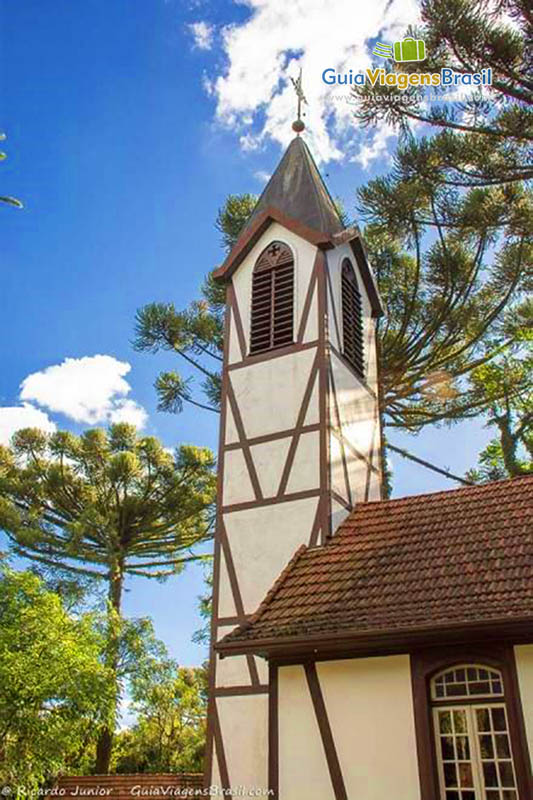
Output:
(245, 136), (344, 236)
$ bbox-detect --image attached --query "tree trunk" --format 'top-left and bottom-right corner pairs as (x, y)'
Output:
(94, 562), (123, 774)
(496, 415), (524, 477)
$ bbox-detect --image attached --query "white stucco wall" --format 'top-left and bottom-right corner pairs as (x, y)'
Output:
(221, 496), (319, 613)
(216, 694), (269, 793)
(279, 665), (336, 800)
(278, 656), (421, 800)
(229, 345), (318, 440)
(514, 644), (533, 765)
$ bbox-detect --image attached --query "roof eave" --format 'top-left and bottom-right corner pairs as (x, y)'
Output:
(213, 206), (333, 283)
(213, 209), (384, 318)
(215, 616), (533, 660)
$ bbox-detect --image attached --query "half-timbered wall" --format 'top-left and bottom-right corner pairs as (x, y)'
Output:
(277, 656), (421, 800)
(206, 222), (382, 792)
(326, 244), (381, 533)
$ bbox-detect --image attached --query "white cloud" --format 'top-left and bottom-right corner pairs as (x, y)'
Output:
(202, 0), (419, 164)
(189, 21), (214, 51)
(20, 355), (148, 429)
(254, 170), (271, 183)
(0, 403), (56, 446)
(352, 125), (396, 170)
(108, 398), (148, 429)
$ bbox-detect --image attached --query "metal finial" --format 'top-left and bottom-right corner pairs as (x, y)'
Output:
(290, 68), (307, 134)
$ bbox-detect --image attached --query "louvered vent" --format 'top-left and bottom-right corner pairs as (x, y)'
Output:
(341, 259), (364, 378)
(250, 241), (294, 354)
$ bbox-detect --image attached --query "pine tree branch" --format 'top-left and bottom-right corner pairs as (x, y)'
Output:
(388, 443), (474, 486)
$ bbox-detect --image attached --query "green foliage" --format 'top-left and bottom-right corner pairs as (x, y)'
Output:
(215, 193), (257, 253)
(0, 133), (23, 208)
(0, 423), (216, 772)
(349, 0), (532, 436)
(351, 0), (532, 188)
(0, 568), (111, 790)
(191, 567), (213, 646)
(364, 197), (531, 431)
(112, 663), (208, 774)
(466, 322), (532, 481)
(133, 194), (257, 416)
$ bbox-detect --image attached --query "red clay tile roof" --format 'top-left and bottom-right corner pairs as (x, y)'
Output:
(218, 476), (533, 654)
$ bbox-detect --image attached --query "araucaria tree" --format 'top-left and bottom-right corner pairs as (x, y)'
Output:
(351, 0), (532, 190)
(0, 423), (216, 773)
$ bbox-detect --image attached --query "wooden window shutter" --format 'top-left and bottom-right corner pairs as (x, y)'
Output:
(341, 258), (364, 378)
(250, 241), (294, 354)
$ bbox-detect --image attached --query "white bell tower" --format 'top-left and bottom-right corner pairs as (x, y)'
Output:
(204, 133), (384, 794)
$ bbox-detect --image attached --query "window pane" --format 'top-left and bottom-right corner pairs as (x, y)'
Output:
(479, 734), (494, 759)
(476, 708), (491, 732)
(502, 791), (517, 800)
(445, 793), (459, 800)
(449, 683), (467, 697)
(439, 711), (452, 734)
(456, 736), (470, 760)
(495, 734), (511, 759)
(498, 762), (515, 788)
(482, 762), (498, 787)
(453, 711), (467, 734)
(492, 707), (506, 731)
(471, 681), (491, 695)
(441, 736), (455, 760)
(444, 763), (458, 787)
(458, 763), (473, 788)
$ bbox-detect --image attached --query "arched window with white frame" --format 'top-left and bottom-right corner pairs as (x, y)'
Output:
(431, 664), (520, 800)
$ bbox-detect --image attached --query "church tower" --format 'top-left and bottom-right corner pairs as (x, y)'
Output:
(205, 131), (384, 792)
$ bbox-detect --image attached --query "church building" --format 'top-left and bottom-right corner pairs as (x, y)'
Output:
(204, 122), (533, 800)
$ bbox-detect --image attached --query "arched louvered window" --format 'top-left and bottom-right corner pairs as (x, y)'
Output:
(341, 259), (364, 378)
(431, 665), (519, 800)
(250, 241), (294, 355)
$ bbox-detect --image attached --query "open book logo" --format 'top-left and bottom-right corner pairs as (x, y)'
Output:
(373, 37), (426, 62)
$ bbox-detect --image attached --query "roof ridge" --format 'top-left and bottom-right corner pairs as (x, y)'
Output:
(347, 474), (533, 514)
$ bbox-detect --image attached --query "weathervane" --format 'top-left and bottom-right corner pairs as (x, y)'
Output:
(290, 68), (307, 134)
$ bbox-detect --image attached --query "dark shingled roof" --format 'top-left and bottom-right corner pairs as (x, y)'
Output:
(244, 136), (344, 237)
(218, 476), (533, 653)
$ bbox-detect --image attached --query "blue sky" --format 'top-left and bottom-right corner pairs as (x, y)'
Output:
(0, 0), (493, 669)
